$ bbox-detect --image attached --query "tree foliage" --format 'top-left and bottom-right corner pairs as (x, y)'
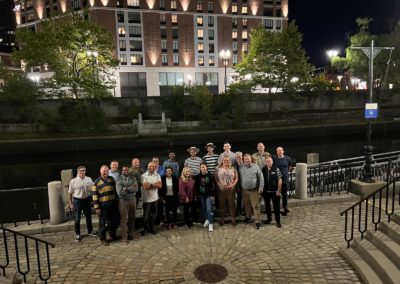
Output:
(12, 11), (119, 99)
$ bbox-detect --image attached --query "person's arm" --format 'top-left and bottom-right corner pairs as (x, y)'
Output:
(68, 192), (74, 209)
(214, 168), (223, 189)
(230, 168), (239, 188)
(128, 176), (139, 193)
(154, 175), (162, 189)
(91, 184), (101, 216)
(276, 168), (283, 196)
(179, 179), (188, 202)
(141, 174), (150, 190)
(116, 178), (127, 197)
(258, 167), (264, 194)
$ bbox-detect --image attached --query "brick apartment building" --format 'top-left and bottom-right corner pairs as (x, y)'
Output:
(13, 0), (288, 96)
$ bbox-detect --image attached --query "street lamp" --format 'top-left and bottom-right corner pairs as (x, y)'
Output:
(87, 50), (98, 83)
(326, 49), (339, 59)
(219, 49), (231, 93)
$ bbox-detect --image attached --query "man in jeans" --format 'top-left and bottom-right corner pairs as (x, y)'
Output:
(141, 162), (162, 235)
(239, 154), (264, 229)
(68, 166), (97, 242)
(116, 165), (138, 244)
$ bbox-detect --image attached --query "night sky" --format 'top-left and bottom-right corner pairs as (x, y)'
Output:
(290, 0), (400, 67)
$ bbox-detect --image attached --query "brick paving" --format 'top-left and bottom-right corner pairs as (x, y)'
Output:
(3, 202), (362, 283)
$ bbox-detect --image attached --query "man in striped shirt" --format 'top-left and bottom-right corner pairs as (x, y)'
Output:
(202, 143), (219, 174)
(184, 146), (202, 176)
(92, 165), (118, 246)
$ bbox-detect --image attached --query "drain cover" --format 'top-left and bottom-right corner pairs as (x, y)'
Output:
(194, 264), (228, 283)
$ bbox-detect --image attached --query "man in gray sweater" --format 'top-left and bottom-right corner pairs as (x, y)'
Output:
(116, 165), (139, 244)
(239, 154), (264, 229)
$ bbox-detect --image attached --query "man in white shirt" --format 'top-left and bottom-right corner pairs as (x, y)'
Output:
(68, 166), (97, 242)
(141, 162), (162, 235)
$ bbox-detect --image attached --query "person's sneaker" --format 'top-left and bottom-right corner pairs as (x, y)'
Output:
(149, 229), (157, 235)
(203, 220), (210, 227)
(88, 231), (97, 237)
(141, 230), (146, 236)
(244, 218), (253, 224)
(276, 223), (282, 228)
(256, 223), (261, 230)
(128, 235), (134, 241)
(75, 234), (82, 242)
(285, 209), (290, 213)
(264, 219), (272, 225)
(208, 224), (214, 232)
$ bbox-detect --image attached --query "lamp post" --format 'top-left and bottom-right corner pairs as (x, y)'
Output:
(219, 49), (231, 93)
(86, 50), (98, 83)
(326, 49), (339, 59)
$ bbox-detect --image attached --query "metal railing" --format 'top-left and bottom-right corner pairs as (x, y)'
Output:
(0, 226), (55, 283)
(340, 176), (399, 248)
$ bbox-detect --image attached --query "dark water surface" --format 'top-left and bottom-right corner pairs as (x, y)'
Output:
(0, 131), (399, 190)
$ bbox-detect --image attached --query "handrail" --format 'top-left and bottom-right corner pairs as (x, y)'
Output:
(0, 226), (55, 283)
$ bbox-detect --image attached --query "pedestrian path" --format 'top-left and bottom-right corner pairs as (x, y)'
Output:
(2, 195), (361, 283)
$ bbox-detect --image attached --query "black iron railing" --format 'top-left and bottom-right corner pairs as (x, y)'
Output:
(0, 226), (55, 283)
(340, 175), (400, 248)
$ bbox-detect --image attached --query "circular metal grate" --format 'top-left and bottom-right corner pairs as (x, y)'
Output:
(193, 264), (228, 283)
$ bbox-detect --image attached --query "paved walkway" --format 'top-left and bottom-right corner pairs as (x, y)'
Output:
(13, 201), (361, 283)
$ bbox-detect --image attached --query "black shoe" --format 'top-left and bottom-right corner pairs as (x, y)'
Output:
(244, 218), (251, 224)
(128, 235), (134, 241)
(285, 209), (290, 213)
(264, 219), (272, 224)
(281, 211), (287, 216)
(150, 229), (157, 235)
(141, 230), (146, 236)
(276, 223), (282, 228)
(256, 223), (261, 230)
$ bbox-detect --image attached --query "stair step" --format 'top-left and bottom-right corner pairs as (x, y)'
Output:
(338, 246), (383, 284)
(353, 238), (400, 284)
(366, 230), (400, 270)
(379, 221), (400, 246)
(392, 212), (400, 225)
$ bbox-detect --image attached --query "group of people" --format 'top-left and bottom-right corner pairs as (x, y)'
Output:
(67, 142), (292, 246)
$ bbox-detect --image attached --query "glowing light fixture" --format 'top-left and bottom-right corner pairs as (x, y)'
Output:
(249, 0), (258, 16)
(282, 0), (288, 17)
(147, 0), (156, 9)
(13, 5), (21, 25)
(219, 0), (230, 14)
(180, 0), (190, 11)
(101, 0), (109, 6)
(326, 49), (339, 59)
(60, 0), (67, 12)
(89, 0), (95, 7)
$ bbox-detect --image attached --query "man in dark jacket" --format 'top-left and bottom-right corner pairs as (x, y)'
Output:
(195, 163), (216, 232)
(262, 157), (283, 228)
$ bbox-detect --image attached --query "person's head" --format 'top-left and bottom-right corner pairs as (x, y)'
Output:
(152, 156), (160, 166)
(276, 146), (284, 157)
(121, 165), (129, 176)
(235, 151), (243, 162)
(165, 166), (173, 177)
(205, 142), (216, 154)
(243, 154), (252, 166)
(147, 162), (155, 174)
(110, 160), (119, 172)
(181, 167), (192, 179)
(168, 151), (176, 161)
(131, 158), (140, 169)
(223, 142), (231, 153)
(222, 155), (231, 167)
(77, 166), (86, 179)
(257, 143), (265, 153)
(266, 157), (273, 168)
(100, 165), (109, 179)
(187, 146), (199, 158)
(200, 163), (208, 174)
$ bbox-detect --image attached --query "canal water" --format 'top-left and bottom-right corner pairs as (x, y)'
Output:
(0, 130), (399, 190)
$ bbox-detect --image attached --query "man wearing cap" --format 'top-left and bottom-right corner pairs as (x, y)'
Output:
(202, 143), (219, 175)
(251, 142), (271, 169)
(68, 166), (97, 242)
(217, 142), (236, 165)
(184, 146), (203, 176)
(163, 151), (180, 178)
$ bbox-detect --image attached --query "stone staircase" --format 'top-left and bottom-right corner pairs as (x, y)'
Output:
(339, 212), (400, 284)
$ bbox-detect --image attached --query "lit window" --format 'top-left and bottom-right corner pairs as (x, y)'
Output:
(130, 54), (143, 65)
(197, 16), (203, 26)
(171, 14), (178, 24)
(198, 42), (204, 53)
(173, 40), (179, 51)
(198, 55), (204, 66)
(118, 26), (126, 36)
(120, 54), (127, 65)
(197, 1), (202, 12)
(208, 2), (213, 12)
(242, 42), (248, 52)
(161, 40), (167, 51)
(232, 4), (237, 13)
(232, 29), (237, 39)
(242, 6), (247, 14)
(173, 54), (179, 65)
(242, 18), (247, 27)
(197, 29), (204, 39)
(119, 40), (126, 50)
(208, 56), (214, 66)
(242, 30), (248, 40)
(127, 0), (140, 7)
(171, 0), (177, 10)
(162, 54), (168, 65)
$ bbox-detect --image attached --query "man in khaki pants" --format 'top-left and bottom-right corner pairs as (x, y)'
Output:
(116, 166), (139, 244)
(239, 154), (264, 229)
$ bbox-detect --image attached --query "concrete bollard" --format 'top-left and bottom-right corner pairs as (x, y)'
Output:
(138, 113), (143, 124)
(61, 169), (73, 207)
(48, 181), (66, 225)
(307, 153), (319, 165)
(295, 163), (308, 200)
(161, 112), (166, 123)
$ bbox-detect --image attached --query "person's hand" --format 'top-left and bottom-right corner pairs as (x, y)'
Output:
(69, 202), (74, 209)
(276, 191), (281, 197)
(185, 197), (189, 203)
(258, 188), (263, 194)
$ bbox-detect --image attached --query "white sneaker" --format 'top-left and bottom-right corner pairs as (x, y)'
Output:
(208, 224), (213, 232)
(203, 220), (210, 227)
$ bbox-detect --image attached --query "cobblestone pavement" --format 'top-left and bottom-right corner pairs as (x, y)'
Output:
(32, 202), (361, 283)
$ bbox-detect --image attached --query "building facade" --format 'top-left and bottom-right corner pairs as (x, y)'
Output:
(13, 0), (288, 96)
